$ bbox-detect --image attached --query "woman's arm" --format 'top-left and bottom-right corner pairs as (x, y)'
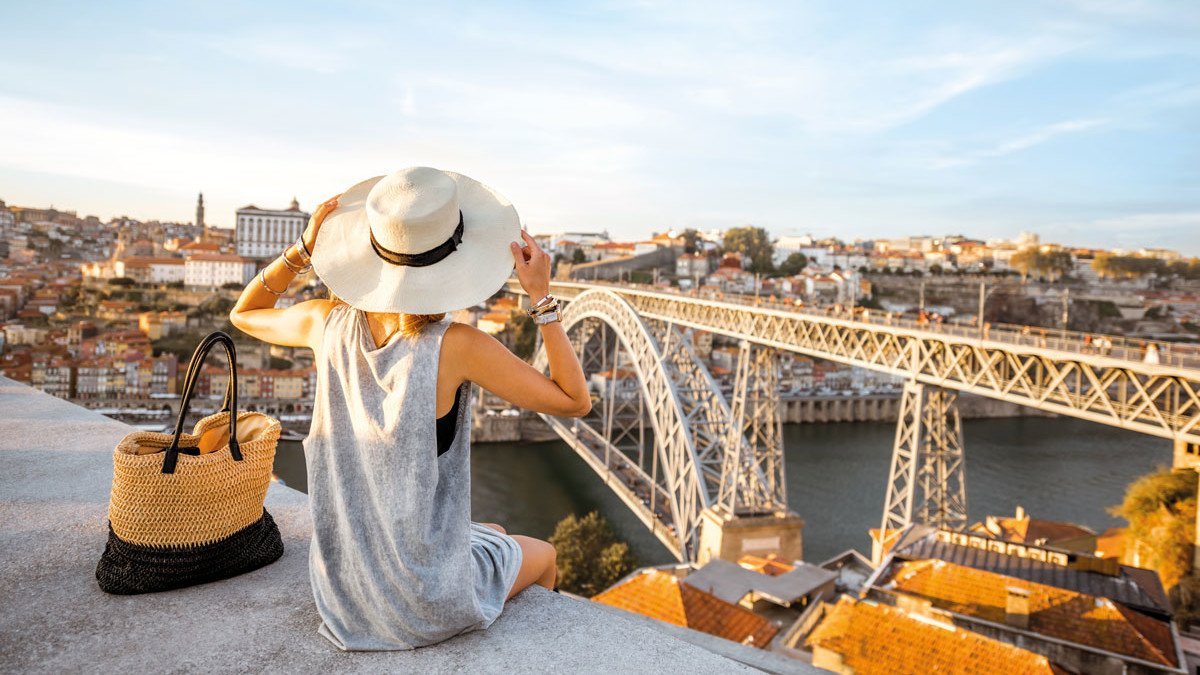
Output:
(444, 229), (590, 417)
(229, 196), (340, 350)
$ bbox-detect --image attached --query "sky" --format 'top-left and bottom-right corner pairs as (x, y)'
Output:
(1, 0), (1198, 254)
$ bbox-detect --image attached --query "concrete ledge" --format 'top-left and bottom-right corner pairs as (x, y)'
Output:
(0, 377), (750, 673)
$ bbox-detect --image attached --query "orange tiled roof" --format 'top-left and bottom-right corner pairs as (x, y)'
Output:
(882, 559), (1177, 667)
(737, 554), (795, 577)
(807, 596), (1057, 675)
(983, 515), (1095, 546)
(592, 569), (779, 648)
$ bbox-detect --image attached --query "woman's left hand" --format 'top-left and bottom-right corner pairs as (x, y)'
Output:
(302, 194), (342, 253)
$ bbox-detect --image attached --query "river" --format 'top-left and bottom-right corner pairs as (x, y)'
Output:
(272, 416), (1173, 565)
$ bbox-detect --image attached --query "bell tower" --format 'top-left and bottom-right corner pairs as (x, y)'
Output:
(196, 192), (206, 235)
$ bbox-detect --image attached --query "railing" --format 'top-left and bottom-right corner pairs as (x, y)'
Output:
(549, 279), (1200, 370)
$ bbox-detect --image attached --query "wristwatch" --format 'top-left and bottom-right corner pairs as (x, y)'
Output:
(532, 309), (561, 325)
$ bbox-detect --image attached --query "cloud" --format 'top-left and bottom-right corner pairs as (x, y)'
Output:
(926, 118), (1109, 169)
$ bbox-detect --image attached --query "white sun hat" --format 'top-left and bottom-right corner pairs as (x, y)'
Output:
(310, 166), (522, 315)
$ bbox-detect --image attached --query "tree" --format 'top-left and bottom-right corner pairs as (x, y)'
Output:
(680, 228), (703, 254)
(509, 310), (537, 360)
(721, 226), (775, 275)
(776, 252), (808, 277)
(572, 248), (587, 264)
(549, 511), (636, 597)
(1111, 467), (1200, 625)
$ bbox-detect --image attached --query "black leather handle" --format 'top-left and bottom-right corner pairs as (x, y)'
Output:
(162, 332), (241, 474)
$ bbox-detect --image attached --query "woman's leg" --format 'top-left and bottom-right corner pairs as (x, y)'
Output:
(506, 535), (557, 600)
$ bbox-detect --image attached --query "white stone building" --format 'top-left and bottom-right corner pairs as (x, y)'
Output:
(235, 199), (309, 261)
(185, 253), (255, 289)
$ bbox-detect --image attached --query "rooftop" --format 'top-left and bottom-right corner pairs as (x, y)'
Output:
(806, 596), (1059, 675)
(0, 376), (751, 673)
(891, 525), (1171, 616)
(880, 558), (1178, 668)
(592, 568), (780, 648)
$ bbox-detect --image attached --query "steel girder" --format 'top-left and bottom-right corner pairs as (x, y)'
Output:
(511, 281), (1200, 445)
(881, 381), (968, 537)
(532, 290), (710, 559)
(720, 340), (788, 515)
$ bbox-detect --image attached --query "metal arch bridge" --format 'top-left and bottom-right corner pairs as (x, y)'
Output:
(506, 280), (1200, 563)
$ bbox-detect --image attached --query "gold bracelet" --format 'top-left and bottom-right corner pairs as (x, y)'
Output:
(258, 267), (286, 296)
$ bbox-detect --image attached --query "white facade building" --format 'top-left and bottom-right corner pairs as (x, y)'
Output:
(235, 199), (309, 260)
(185, 253), (255, 288)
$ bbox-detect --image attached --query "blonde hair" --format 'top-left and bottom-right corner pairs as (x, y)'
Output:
(327, 291), (445, 338)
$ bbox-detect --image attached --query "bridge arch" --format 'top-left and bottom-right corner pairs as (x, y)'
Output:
(532, 288), (712, 559)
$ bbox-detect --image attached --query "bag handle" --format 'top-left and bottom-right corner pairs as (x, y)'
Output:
(177, 332), (233, 414)
(162, 332), (241, 474)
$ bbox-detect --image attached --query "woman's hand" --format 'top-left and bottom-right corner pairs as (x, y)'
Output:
(302, 194), (342, 254)
(509, 228), (550, 300)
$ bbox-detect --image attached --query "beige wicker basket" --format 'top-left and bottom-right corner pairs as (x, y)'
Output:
(107, 410), (281, 548)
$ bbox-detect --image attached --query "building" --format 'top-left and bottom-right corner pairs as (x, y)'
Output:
(805, 595), (1058, 674)
(861, 525), (1185, 673)
(675, 253), (710, 279)
(235, 199), (309, 260)
(184, 253), (255, 288)
(114, 257), (186, 284)
(137, 310), (188, 340)
(592, 568), (780, 649)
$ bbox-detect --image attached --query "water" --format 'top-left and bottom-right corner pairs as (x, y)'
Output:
(273, 416), (1173, 566)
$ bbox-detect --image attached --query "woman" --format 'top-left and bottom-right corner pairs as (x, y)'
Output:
(229, 166), (590, 651)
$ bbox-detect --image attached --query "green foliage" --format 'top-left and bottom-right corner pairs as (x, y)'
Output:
(107, 277), (135, 287)
(269, 356), (293, 370)
(1011, 248), (1073, 281)
(549, 511), (636, 597)
(1112, 467), (1196, 590)
(721, 226), (775, 274)
(510, 310), (537, 360)
(680, 228), (702, 255)
(776, 252), (808, 277)
(1090, 253), (1200, 280)
(572, 248), (587, 264)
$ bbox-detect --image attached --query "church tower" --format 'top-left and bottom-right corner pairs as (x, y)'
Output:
(196, 192), (206, 235)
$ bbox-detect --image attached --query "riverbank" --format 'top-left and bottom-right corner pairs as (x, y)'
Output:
(471, 391), (1053, 442)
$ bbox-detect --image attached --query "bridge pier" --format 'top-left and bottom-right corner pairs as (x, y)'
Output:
(1173, 439), (1200, 470)
(696, 507), (804, 565)
(875, 381), (968, 562)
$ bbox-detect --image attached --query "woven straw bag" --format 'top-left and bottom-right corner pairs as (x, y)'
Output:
(95, 331), (285, 594)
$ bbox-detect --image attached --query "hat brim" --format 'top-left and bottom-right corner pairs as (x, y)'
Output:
(311, 171), (521, 314)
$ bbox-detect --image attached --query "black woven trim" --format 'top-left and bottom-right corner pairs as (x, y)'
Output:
(96, 509), (284, 595)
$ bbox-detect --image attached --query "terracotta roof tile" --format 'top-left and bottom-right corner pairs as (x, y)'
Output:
(882, 559), (1177, 667)
(592, 570), (779, 648)
(807, 596), (1058, 675)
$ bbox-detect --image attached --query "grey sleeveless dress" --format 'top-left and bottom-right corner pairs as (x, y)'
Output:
(303, 304), (524, 650)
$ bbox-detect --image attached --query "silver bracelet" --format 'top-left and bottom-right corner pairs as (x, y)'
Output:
(258, 268), (286, 296)
(531, 293), (553, 308)
(532, 309), (561, 325)
(280, 247), (311, 274)
(294, 235), (313, 262)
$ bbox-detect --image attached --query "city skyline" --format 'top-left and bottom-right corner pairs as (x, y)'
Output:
(2, 1), (1199, 254)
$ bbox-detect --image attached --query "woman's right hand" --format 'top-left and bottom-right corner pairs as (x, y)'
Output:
(510, 228), (550, 301)
(302, 194), (341, 254)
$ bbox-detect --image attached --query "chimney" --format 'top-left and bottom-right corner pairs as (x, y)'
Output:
(1005, 586), (1031, 630)
(1015, 505), (1026, 521)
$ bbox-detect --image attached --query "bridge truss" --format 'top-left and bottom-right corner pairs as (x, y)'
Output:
(512, 281), (1200, 559)
(531, 289), (788, 560)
